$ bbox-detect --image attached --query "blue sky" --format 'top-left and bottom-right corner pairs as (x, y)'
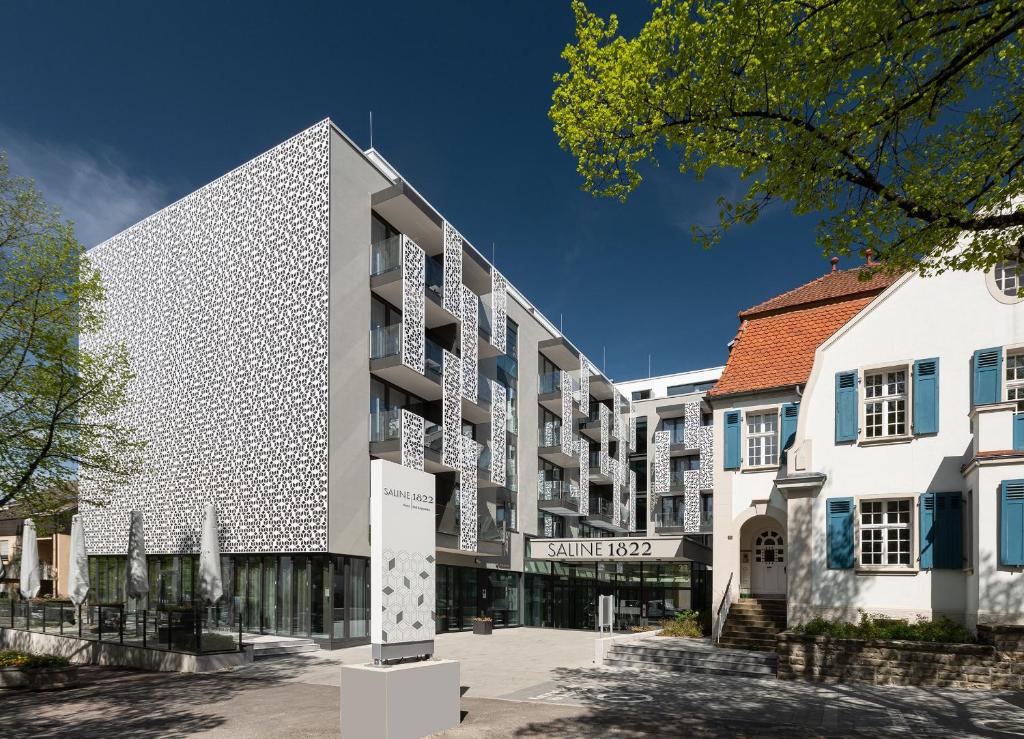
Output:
(1, 2), (853, 381)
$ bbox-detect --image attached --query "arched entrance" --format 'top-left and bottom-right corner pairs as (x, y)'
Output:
(738, 514), (787, 598)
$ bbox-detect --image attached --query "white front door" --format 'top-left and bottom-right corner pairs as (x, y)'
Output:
(751, 529), (786, 596)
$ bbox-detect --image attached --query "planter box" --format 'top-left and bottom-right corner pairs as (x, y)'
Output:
(472, 621), (493, 635)
(0, 666), (79, 691)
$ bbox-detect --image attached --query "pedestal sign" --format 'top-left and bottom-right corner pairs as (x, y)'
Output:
(370, 458), (437, 662)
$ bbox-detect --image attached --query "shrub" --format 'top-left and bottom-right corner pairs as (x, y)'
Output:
(0, 650), (71, 669)
(658, 610), (705, 638)
(793, 612), (974, 644)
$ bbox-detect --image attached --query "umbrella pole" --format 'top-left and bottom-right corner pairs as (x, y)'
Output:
(78, 604), (82, 638)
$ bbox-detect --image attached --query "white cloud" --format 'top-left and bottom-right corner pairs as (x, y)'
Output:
(1, 128), (169, 248)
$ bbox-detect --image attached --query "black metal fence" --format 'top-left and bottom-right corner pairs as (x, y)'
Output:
(3, 599), (244, 655)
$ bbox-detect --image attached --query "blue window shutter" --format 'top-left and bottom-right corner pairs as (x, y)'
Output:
(780, 402), (799, 451)
(919, 493), (935, 569)
(835, 371), (858, 443)
(827, 497), (855, 569)
(724, 410), (742, 470)
(912, 358), (939, 435)
(1014, 413), (1024, 451)
(973, 348), (1002, 406)
(936, 493), (963, 570)
(1000, 480), (1024, 566)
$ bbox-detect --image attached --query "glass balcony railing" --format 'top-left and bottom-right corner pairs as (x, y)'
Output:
(538, 480), (575, 502)
(370, 236), (402, 276)
(370, 324), (402, 360)
(425, 337), (443, 378)
(506, 411), (519, 435)
(665, 425), (687, 445)
(506, 460), (518, 491)
(369, 409), (402, 442)
(589, 450), (601, 470)
(539, 424), (561, 448)
(588, 497), (613, 517)
(655, 510), (687, 529)
(539, 371), (560, 395)
(670, 469), (686, 488)
(478, 375), (492, 405)
(478, 301), (492, 338)
(425, 258), (443, 299)
(425, 422), (442, 453)
(477, 445), (492, 474)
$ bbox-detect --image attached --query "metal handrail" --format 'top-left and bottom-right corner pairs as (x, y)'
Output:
(712, 571), (734, 644)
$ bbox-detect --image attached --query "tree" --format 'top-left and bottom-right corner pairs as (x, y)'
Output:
(0, 152), (142, 515)
(550, 0), (1024, 275)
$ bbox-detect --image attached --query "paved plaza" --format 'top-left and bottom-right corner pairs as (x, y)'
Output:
(2, 628), (1024, 737)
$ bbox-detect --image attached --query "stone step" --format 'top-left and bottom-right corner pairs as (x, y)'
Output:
(721, 622), (785, 634)
(718, 636), (779, 651)
(610, 645), (777, 670)
(605, 654), (776, 679)
(729, 601), (787, 614)
(723, 615), (787, 628)
(251, 638), (319, 659)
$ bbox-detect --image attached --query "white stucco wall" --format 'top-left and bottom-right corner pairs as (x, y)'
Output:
(790, 267), (1024, 624)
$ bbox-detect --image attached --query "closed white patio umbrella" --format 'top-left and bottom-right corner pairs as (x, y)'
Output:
(125, 511), (149, 603)
(67, 514), (90, 606)
(19, 519), (40, 599)
(197, 503), (223, 604)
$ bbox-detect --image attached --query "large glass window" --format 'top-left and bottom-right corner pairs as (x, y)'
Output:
(746, 411), (778, 466)
(662, 417), (685, 445)
(863, 368), (907, 438)
(634, 417), (647, 454)
(859, 499), (912, 567)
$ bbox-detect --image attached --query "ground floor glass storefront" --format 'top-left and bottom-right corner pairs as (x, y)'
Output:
(436, 565), (520, 631)
(524, 560), (709, 631)
(89, 554), (370, 647)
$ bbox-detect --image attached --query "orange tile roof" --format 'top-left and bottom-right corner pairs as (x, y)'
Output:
(708, 268), (902, 398)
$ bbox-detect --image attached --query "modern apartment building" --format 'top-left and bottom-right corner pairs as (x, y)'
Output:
(78, 119), (714, 647)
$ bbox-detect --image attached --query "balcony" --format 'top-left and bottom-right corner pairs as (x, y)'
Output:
(370, 239), (455, 328)
(461, 372), (492, 425)
(435, 498), (506, 557)
(588, 450), (613, 484)
(369, 325), (444, 401)
(585, 496), (627, 532)
(538, 425), (579, 468)
(654, 510), (687, 533)
(368, 410), (448, 473)
(537, 480), (580, 516)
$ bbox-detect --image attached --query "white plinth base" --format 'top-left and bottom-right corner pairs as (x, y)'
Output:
(340, 658), (460, 739)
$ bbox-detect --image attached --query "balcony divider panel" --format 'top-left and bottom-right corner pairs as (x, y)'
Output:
(442, 221), (463, 320)
(460, 285), (478, 403)
(490, 380), (506, 486)
(578, 443), (590, 516)
(401, 236), (425, 374)
(653, 430), (670, 509)
(629, 469), (637, 533)
(459, 434), (480, 551)
(698, 425), (714, 491)
(490, 270), (507, 353)
(599, 404), (611, 477)
(400, 410), (425, 471)
(683, 401), (701, 449)
(442, 350), (462, 469)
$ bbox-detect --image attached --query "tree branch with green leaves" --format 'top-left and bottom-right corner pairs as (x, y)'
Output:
(550, 0), (1024, 275)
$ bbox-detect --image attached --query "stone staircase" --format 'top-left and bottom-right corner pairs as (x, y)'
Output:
(718, 598), (787, 651)
(250, 636), (320, 659)
(605, 638), (777, 679)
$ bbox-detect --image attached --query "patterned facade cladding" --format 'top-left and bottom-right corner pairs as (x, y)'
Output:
(79, 121), (330, 555)
(698, 424), (714, 491)
(578, 444), (590, 515)
(442, 221), (463, 319)
(628, 401), (636, 453)
(441, 350), (462, 469)
(683, 401), (701, 449)
(611, 463), (622, 528)
(379, 548), (436, 646)
(459, 434), (480, 551)
(543, 513), (554, 538)
(401, 236), (425, 374)
(613, 392), (624, 441)
(653, 430), (670, 506)
(490, 380), (506, 486)
(400, 410), (425, 471)
(628, 469), (637, 533)
(490, 270), (507, 353)
(460, 285), (478, 403)
(683, 489), (701, 534)
(560, 371), (574, 457)
(599, 404), (611, 476)
(578, 357), (590, 408)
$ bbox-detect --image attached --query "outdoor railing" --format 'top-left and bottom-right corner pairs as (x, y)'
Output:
(370, 236), (402, 276)
(425, 258), (443, 298)
(712, 572), (734, 645)
(538, 371), (560, 395)
(538, 480), (575, 502)
(654, 511), (687, 529)
(3, 599), (244, 655)
(588, 497), (613, 517)
(370, 324), (402, 360)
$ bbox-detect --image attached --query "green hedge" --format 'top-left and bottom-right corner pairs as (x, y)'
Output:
(0, 650), (71, 669)
(792, 612), (974, 644)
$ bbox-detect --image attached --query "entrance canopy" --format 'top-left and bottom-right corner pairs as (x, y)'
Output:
(529, 536), (711, 565)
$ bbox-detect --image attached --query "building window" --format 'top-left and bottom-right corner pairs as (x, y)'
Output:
(0, 540), (8, 560)
(1007, 352), (1024, 409)
(863, 368), (907, 438)
(859, 499), (912, 567)
(631, 389), (651, 401)
(995, 260), (1021, 297)
(746, 411), (778, 467)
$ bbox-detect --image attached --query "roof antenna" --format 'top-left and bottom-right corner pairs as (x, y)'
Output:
(492, 242), (496, 267)
(369, 111), (373, 150)
(603, 346), (607, 373)
(648, 354), (652, 378)
(560, 313), (563, 333)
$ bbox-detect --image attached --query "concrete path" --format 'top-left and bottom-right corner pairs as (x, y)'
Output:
(2, 627), (1023, 737)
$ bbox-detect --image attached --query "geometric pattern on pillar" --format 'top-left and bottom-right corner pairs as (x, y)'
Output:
(628, 469), (637, 533)
(460, 285), (478, 403)
(579, 356), (590, 412)
(560, 371), (574, 457)
(698, 424), (713, 491)
(490, 380), (506, 486)
(613, 391), (624, 441)
(400, 409), (424, 471)
(683, 400), (701, 449)
(653, 430), (670, 506)
(459, 434), (480, 551)
(578, 442), (589, 516)
(599, 404), (611, 477)
(401, 236), (425, 374)
(442, 221), (463, 319)
(442, 350), (462, 469)
(683, 487), (701, 534)
(490, 270), (507, 354)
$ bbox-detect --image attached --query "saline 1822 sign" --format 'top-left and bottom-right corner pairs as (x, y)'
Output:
(529, 536), (686, 561)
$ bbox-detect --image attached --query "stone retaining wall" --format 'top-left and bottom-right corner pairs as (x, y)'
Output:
(777, 632), (1024, 690)
(978, 624), (1024, 653)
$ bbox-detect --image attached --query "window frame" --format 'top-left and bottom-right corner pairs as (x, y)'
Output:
(854, 495), (919, 573)
(858, 363), (913, 443)
(1004, 345), (1024, 409)
(987, 256), (1024, 304)
(742, 405), (780, 470)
